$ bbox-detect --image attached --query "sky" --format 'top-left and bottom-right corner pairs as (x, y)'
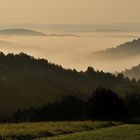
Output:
(0, 0), (140, 24)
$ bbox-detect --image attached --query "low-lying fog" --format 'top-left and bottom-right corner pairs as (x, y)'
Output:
(0, 31), (140, 73)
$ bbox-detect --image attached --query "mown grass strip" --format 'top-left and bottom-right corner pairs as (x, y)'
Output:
(0, 121), (122, 139)
(41, 124), (140, 140)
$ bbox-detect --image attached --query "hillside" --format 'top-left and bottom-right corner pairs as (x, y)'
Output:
(45, 124), (140, 140)
(0, 28), (46, 36)
(0, 52), (139, 114)
(123, 64), (140, 80)
(93, 38), (140, 60)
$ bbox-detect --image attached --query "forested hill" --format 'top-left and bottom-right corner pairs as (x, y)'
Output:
(123, 64), (140, 80)
(0, 52), (139, 114)
(93, 38), (140, 60)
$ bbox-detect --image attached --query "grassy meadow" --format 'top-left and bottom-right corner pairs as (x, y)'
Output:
(0, 121), (139, 140)
(0, 121), (123, 140)
(43, 124), (140, 140)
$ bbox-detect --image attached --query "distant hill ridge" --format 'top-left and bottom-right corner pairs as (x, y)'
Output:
(93, 38), (140, 60)
(123, 64), (140, 80)
(0, 28), (46, 36)
(0, 28), (80, 37)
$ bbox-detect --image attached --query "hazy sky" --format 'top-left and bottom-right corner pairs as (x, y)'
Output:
(0, 0), (140, 24)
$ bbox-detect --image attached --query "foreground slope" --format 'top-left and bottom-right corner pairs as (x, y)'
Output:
(46, 124), (140, 140)
(0, 121), (120, 139)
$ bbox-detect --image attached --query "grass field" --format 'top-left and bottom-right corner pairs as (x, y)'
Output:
(0, 121), (122, 140)
(0, 121), (139, 140)
(42, 124), (140, 140)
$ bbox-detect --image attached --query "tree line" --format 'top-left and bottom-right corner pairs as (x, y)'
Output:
(0, 52), (139, 114)
(0, 52), (139, 118)
(0, 87), (138, 123)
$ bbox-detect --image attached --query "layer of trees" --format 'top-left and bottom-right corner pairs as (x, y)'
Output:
(0, 52), (139, 115)
(2, 88), (138, 122)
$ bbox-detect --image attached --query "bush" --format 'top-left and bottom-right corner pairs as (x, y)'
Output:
(87, 88), (126, 120)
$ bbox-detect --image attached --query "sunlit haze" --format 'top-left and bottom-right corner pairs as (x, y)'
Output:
(0, 0), (140, 73)
(0, 0), (140, 24)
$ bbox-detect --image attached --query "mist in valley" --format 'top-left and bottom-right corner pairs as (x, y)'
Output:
(0, 30), (140, 73)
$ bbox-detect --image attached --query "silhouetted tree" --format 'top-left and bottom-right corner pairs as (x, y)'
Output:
(117, 73), (125, 81)
(87, 88), (126, 120)
(125, 93), (140, 118)
(85, 67), (95, 76)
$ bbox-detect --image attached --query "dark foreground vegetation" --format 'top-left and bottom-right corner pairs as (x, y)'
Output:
(5, 88), (138, 123)
(11, 89), (122, 122)
(0, 52), (139, 115)
(0, 52), (139, 139)
(0, 52), (138, 122)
